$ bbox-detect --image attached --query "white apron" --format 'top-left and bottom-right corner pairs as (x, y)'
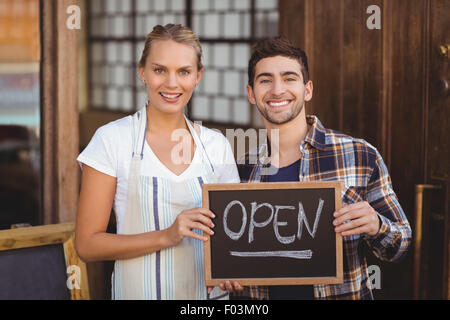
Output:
(112, 107), (228, 300)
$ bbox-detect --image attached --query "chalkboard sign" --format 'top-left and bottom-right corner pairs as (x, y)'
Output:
(0, 223), (90, 300)
(203, 182), (343, 286)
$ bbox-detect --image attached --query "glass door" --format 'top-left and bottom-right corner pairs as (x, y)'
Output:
(0, 0), (41, 229)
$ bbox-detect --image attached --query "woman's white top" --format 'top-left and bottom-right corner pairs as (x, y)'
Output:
(77, 115), (240, 234)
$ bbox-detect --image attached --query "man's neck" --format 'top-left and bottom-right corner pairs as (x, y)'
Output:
(264, 110), (310, 168)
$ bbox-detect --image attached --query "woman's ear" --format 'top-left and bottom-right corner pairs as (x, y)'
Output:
(196, 67), (204, 85)
(138, 66), (146, 84)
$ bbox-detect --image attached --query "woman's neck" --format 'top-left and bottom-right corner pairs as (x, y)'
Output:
(146, 104), (188, 135)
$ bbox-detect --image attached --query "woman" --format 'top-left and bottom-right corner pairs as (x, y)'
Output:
(75, 24), (240, 300)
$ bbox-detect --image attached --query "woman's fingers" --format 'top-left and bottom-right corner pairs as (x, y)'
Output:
(175, 208), (217, 242)
(185, 207), (215, 219)
(185, 230), (208, 242)
(219, 281), (243, 292)
(190, 222), (214, 236)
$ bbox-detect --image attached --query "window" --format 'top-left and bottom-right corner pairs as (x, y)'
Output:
(0, 0), (41, 229)
(87, 0), (278, 126)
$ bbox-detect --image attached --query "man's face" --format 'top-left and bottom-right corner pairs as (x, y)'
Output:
(247, 55), (313, 125)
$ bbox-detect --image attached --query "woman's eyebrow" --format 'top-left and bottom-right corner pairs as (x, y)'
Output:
(150, 63), (166, 69)
(178, 65), (194, 70)
(150, 63), (194, 70)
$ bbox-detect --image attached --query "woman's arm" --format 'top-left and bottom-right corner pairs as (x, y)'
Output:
(75, 165), (215, 262)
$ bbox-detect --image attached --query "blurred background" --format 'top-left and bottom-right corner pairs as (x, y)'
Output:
(0, 0), (448, 300)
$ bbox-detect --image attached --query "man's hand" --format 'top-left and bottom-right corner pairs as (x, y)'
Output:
(333, 201), (380, 237)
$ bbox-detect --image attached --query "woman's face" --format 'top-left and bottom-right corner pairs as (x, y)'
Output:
(139, 39), (203, 115)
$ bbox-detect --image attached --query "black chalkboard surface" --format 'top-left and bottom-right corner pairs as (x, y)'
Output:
(0, 223), (90, 300)
(203, 182), (343, 286)
(0, 244), (71, 299)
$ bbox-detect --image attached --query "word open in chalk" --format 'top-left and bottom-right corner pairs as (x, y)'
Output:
(222, 199), (324, 259)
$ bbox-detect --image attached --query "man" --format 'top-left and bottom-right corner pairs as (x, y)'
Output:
(227, 37), (411, 300)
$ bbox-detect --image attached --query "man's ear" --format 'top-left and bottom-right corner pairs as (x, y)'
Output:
(246, 84), (256, 105)
(304, 80), (313, 102)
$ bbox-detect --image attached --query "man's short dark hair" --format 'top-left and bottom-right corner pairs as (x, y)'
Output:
(248, 37), (310, 87)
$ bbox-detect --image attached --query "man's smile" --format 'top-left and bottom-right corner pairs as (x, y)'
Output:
(266, 99), (293, 110)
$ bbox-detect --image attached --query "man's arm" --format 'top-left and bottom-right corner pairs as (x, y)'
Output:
(362, 150), (412, 262)
(334, 149), (411, 262)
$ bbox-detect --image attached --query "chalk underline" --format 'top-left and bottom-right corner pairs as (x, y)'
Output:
(229, 250), (313, 260)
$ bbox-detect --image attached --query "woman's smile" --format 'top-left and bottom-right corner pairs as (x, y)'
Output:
(159, 92), (183, 103)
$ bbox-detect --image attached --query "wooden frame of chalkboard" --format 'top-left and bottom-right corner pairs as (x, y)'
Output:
(203, 182), (343, 286)
(0, 222), (90, 299)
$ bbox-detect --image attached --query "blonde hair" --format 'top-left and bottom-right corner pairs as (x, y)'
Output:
(138, 24), (203, 70)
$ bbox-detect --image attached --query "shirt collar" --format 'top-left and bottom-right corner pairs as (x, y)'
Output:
(303, 115), (327, 151)
(246, 115), (328, 164)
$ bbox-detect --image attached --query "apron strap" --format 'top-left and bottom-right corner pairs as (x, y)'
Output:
(184, 114), (215, 174)
(132, 106), (148, 159)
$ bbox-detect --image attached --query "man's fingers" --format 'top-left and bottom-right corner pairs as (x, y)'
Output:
(333, 208), (367, 227)
(334, 201), (368, 217)
(335, 216), (368, 233)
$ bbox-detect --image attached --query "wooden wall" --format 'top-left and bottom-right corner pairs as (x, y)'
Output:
(41, 0), (80, 224)
(279, 0), (449, 299)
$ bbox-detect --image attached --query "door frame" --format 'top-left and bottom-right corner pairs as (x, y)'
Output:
(41, 0), (80, 224)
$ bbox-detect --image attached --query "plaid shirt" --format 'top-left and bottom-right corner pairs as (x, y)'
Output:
(232, 115), (412, 300)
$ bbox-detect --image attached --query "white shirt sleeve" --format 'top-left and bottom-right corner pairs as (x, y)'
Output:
(77, 123), (118, 177)
(213, 134), (241, 184)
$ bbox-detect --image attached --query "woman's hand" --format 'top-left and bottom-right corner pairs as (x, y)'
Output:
(165, 208), (216, 246)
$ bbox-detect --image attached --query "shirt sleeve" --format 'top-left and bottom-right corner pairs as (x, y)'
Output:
(76, 124), (118, 177)
(363, 149), (412, 262)
(214, 135), (240, 184)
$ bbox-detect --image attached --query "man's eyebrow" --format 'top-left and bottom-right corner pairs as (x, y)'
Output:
(255, 71), (301, 79)
(282, 71), (301, 77)
(255, 72), (273, 80)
